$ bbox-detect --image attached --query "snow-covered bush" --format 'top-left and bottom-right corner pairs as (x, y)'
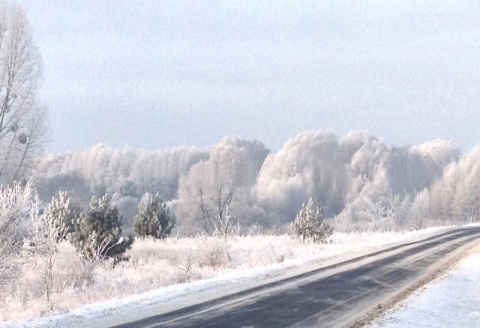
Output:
(0, 182), (36, 290)
(69, 195), (133, 262)
(133, 193), (175, 239)
(198, 238), (230, 270)
(292, 198), (333, 243)
(42, 191), (81, 242)
(30, 194), (70, 302)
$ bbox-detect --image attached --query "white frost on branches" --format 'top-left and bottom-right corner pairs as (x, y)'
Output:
(292, 197), (333, 243)
(0, 181), (35, 288)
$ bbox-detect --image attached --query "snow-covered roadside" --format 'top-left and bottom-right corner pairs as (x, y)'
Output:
(0, 226), (457, 328)
(369, 240), (480, 328)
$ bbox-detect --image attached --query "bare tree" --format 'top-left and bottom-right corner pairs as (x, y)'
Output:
(193, 161), (236, 237)
(178, 160), (238, 237)
(30, 194), (69, 303)
(175, 138), (268, 235)
(0, 3), (47, 184)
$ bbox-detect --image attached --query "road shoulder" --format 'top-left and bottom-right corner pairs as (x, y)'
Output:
(361, 239), (480, 328)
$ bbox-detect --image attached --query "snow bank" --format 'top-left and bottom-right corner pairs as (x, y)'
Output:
(370, 242), (480, 328)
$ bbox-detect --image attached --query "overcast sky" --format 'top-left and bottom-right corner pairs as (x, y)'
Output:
(16, 0), (480, 154)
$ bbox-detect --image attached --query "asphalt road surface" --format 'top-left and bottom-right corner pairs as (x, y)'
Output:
(112, 227), (480, 328)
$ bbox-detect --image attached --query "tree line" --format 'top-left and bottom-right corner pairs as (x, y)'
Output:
(31, 132), (477, 235)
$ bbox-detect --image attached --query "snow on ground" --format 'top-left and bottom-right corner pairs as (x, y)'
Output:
(369, 242), (480, 328)
(0, 226), (456, 328)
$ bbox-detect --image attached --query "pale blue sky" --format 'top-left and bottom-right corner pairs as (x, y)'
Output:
(17, 0), (480, 154)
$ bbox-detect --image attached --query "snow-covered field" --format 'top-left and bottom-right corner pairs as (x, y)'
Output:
(369, 243), (480, 328)
(0, 226), (457, 328)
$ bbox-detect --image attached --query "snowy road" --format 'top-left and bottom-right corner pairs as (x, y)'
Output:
(108, 227), (480, 328)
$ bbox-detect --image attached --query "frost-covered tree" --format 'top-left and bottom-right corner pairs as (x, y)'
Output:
(384, 147), (433, 196)
(30, 194), (69, 302)
(177, 137), (268, 235)
(133, 193), (175, 239)
(256, 131), (347, 225)
(429, 146), (480, 224)
(42, 191), (80, 242)
(0, 181), (35, 289)
(292, 198), (333, 243)
(69, 195), (133, 262)
(182, 160), (237, 237)
(0, 3), (47, 183)
(357, 195), (396, 230)
(412, 139), (461, 177)
(34, 171), (91, 207)
(32, 145), (209, 228)
(410, 188), (431, 229)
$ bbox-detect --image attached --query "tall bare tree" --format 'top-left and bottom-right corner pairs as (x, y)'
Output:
(176, 137), (268, 235)
(183, 160), (237, 237)
(0, 3), (47, 183)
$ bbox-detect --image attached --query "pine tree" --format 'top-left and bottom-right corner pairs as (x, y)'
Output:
(133, 193), (175, 239)
(69, 194), (133, 262)
(42, 191), (80, 242)
(292, 198), (333, 243)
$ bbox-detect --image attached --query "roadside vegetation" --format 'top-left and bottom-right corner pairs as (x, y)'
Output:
(0, 214), (450, 322)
